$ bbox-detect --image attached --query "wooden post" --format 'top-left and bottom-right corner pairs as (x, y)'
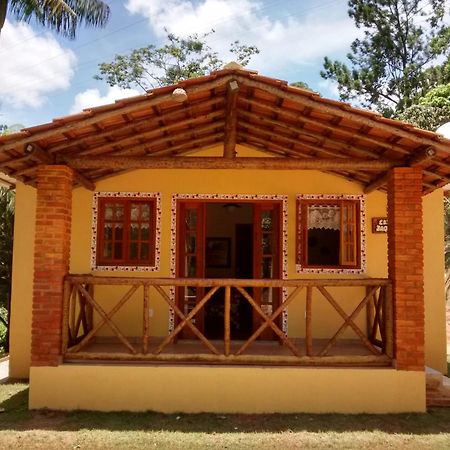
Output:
(366, 286), (374, 342)
(305, 287), (313, 356)
(384, 283), (394, 359)
(62, 280), (71, 355)
(143, 285), (150, 354)
(224, 286), (231, 356)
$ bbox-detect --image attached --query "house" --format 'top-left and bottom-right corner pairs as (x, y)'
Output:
(0, 66), (448, 413)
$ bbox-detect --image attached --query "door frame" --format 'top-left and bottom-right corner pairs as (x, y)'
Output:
(169, 194), (289, 336)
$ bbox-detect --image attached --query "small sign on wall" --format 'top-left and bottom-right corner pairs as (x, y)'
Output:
(372, 217), (388, 233)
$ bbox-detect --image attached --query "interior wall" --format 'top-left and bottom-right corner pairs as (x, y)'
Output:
(205, 202), (252, 278)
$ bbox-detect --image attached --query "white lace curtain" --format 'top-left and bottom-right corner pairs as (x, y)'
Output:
(307, 205), (340, 230)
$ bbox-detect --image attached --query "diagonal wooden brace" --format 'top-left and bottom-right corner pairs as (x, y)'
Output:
(235, 286), (301, 357)
(318, 286), (380, 356)
(72, 284), (138, 354)
(154, 285), (220, 355)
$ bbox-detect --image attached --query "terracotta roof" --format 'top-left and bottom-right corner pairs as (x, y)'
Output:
(1, 67), (450, 194)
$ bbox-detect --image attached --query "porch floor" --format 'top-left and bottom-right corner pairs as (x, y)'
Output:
(64, 337), (392, 367)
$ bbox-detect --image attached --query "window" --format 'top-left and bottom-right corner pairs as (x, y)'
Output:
(296, 196), (363, 271)
(95, 195), (158, 268)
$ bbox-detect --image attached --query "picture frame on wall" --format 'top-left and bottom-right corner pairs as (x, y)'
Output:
(206, 237), (231, 268)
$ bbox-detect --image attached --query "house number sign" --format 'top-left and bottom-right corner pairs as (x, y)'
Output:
(372, 217), (388, 233)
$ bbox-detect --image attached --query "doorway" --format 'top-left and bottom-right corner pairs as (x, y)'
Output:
(176, 200), (282, 340)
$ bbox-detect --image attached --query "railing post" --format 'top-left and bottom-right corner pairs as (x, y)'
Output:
(384, 282), (394, 359)
(366, 286), (374, 342)
(143, 284), (150, 354)
(61, 279), (71, 355)
(224, 286), (231, 356)
(305, 286), (313, 356)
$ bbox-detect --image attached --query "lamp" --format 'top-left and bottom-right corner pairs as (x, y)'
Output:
(222, 202), (241, 213)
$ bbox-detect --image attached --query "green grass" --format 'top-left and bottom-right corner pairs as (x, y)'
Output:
(1, 383), (450, 449)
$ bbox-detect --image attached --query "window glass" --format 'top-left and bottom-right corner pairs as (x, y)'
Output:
(297, 198), (361, 269)
(97, 197), (156, 266)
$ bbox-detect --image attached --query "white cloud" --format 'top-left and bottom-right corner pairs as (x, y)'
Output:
(70, 86), (141, 113)
(318, 79), (339, 98)
(124, 0), (360, 75)
(0, 20), (76, 108)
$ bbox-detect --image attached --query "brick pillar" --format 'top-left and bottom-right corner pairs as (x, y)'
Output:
(387, 167), (424, 371)
(31, 165), (73, 366)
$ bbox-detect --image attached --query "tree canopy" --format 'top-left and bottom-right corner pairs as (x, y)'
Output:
(0, 0), (110, 39)
(397, 83), (450, 130)
(321, 0), (450, 117)
(95, 30), (260, 90)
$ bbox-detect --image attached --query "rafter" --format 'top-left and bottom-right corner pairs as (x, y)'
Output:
(0, 75), (233, 154)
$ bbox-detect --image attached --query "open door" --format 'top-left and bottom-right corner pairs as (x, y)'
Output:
(253, 202), (282, 340)
(176, 201), (206, 338)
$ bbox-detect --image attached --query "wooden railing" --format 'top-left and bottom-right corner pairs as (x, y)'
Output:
(63, 275), (393, 366)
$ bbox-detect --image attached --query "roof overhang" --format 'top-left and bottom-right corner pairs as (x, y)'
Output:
(1, 67), (450, 195)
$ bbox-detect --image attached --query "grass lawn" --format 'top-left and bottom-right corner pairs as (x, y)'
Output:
(1, 383), (450, 449)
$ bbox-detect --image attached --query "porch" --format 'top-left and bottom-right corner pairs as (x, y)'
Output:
(63, 275), (393, 367)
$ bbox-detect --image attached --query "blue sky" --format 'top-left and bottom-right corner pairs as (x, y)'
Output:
(0, 0), (359, 128)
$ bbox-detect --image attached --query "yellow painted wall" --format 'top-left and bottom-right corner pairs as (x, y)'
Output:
(9, 183), (36, 378)
(29, 365), (426, 413)
(423, 190), (447, 373)
(9, 144), (448, 379)
(70, 146), (389, 341)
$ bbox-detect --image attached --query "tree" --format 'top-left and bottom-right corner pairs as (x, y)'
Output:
(0, 187), (14, 353)
(321, 1), (450, 117)
(290, 81), (312, 91)
(397, 83), (450, 130)
(0, 0), (110, 39)
(95, 30), (259, 90)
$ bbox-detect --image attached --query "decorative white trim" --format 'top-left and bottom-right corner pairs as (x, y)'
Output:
(295, 194), (366, 274)
(169, 194), (289, 334)
(91, 192), (161, 272)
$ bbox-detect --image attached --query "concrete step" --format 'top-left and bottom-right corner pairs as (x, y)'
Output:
(426, 367), (450, 408)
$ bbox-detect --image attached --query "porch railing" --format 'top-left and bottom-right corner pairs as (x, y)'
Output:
(62, 275), (393, 366)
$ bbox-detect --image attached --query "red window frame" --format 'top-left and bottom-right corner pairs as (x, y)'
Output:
(296, 198), (361, 270)
(96, 197), (156, 267)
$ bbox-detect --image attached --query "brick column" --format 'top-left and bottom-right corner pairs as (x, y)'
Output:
(387, 167), (424, 371)
(31, 165), (73, 366)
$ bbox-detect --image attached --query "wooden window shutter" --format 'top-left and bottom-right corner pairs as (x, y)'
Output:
(339, 201), (358, 266)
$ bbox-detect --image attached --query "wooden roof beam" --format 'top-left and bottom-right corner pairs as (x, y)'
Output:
(63, 156), (395, 171)
(223, 80), (239, 158)
(18, 142), (95, 190)
(44, 97), (225, 156)
(0, 75), (234, 153)
(236, 76), (450, 154)
(364, 146), (437, 194)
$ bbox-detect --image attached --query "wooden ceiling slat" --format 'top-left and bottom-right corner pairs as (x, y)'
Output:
(0, 75), (233, 153)
(1, 69), (450, 193)
(238, 109), (389, 161)
(240, 98), (407, 155)
(236, 75), (450, 154)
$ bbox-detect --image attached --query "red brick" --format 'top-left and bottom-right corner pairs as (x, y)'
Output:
(31, 165), (73, 367)
(387, 167), (424, 371)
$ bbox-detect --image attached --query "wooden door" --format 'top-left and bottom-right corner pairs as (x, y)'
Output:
(176, 201), (206, 338)
(253, 202), (281, 340)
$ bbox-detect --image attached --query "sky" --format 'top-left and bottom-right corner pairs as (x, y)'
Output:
(0, 0), (361, 128)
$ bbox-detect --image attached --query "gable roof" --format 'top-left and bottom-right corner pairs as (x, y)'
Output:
(1, 66), (450, 194)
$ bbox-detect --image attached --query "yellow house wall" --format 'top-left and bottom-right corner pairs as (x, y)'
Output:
(423, 190), (447, 373)
(70, 146), (388, 341)
(9, 145), (448, 378)
(9, 183), (36, 379)
(29, 365), (426, 413)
